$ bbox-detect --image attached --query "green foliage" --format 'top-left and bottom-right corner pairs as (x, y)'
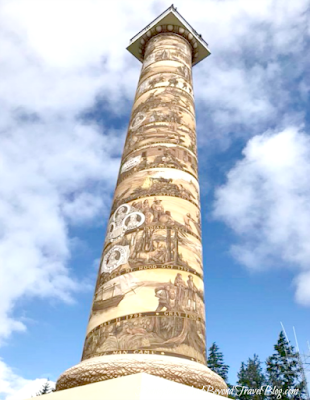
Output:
(236, 355), (266, 400)
(35, 380), (53, 396)
(207, 342), (229, 383)
(266, 331), (307, 400)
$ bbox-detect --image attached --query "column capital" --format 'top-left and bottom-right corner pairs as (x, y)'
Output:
(127, 5), (211, 66)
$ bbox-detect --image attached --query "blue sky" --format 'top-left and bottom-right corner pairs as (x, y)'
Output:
(0, 0), (309, 398)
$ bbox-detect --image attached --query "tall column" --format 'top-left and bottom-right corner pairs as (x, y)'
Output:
(56, 7), (227, 395)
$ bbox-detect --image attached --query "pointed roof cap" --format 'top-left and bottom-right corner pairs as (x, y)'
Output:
(127, 5), (211, 66)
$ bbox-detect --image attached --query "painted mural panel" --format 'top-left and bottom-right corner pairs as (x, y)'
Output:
(142, 43), (191, 70)
(81, 33), (207, 366)
(128, 103), (195, 134)
(105, 196), (201, 246)
(87, 269), (205, 331)
(139, 61), (192, 85)
(144, 34), (192, 58)
(118, 145), (197, 183)
(124, 123), (196, 156)
(128, 196), (201, 237)
(101, 225), (203, 280)
(132, 87), (194, 117)
(112, 169), (200, 211)
(135, 73), (193, 100)
(142, 35), (191, 67)
(83, 314), (206, 364)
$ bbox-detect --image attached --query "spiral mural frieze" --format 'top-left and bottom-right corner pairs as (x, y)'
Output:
(75, 33), (209, 370)
(56, 22), (227, 395)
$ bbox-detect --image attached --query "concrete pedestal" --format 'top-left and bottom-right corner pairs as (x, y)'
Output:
(27, 373), (227, 399)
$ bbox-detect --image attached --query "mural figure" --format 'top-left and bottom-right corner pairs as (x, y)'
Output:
(126, 197), (201, 237)
(92, 271), (204, 320)
(106, 204), (145, 243)
(174, 273), (187, 309)
(154, 273), (201, 313)
(101, 245), (130, 273)
(124, 212), (144, 230)
(187, 275), (198, 312)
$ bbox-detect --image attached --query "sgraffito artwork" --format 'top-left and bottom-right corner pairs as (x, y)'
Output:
(101, 223), (203, 283)
(119, 145), (197, 183)
(83, 315), (206, 364)
(88, 269), (205, 329)
(112, 169), (200, 211)
(128, 196), (201, 238)
(56, 12), (228, 395)
(85, 269), (206, 364)
(135, 72), (193, 99)
(124, 123), (197, 156)
(132, 89), (195, 124)
(82, 33), (206, 366)
(105, 204), (145, 243)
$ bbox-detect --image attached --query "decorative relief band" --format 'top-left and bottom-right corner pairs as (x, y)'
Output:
(99, 228), (203, 282)
(112, 169), (200, 214)
(98, 264), (203, 284)
(139, 31), (197, 63)
(104, 225), (201, 250)
(135, 73), (193, 101)
(102, 227), (202, 273)
(129, 97), (195, 126)
(56, 27), (228, 396)
(142, 38), (192, 70)
(132, 89), (195, 120)
(123, 141), (197, 161)
(56, 355), (228, 393)
(124, 124), (197, 158)
(112, 193), (200, 212)
(87, 268), (205, 340)
(107, 196), (201, 243)
(144, 33), (192, 59)
(98, 264), (204, 286)
(128, 108), (195, 137)
(79, 33), (206, 376)
(118, 164), (198, 184)
(97, 264), (204, 288)
(101, 225), (203, 273)
(83, 311), (206, 364)
(140, 61), (192, 83)
(88, 311), (205, 332)
(118, 145), (197, 184)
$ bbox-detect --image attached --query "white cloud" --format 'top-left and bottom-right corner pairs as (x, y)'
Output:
(0, 360), (28, 399)
(0, 359), (55, 400)
(0, 0), (134, 343)
(214, 127), (310, 306)
(0, 118), (121, 340)
(294, 272), (310, 307)
(190, 0), (309, 146)
(62, 192), (105, 225)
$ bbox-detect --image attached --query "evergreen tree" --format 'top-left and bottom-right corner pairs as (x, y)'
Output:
(236, 355), (266, 399)
(35, 380), (53, 396)
(207, 342), (229, 383)
(266, 331), (307, 400)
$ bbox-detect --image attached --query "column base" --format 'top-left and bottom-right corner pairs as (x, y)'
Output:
(56, 354), (227, 396)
